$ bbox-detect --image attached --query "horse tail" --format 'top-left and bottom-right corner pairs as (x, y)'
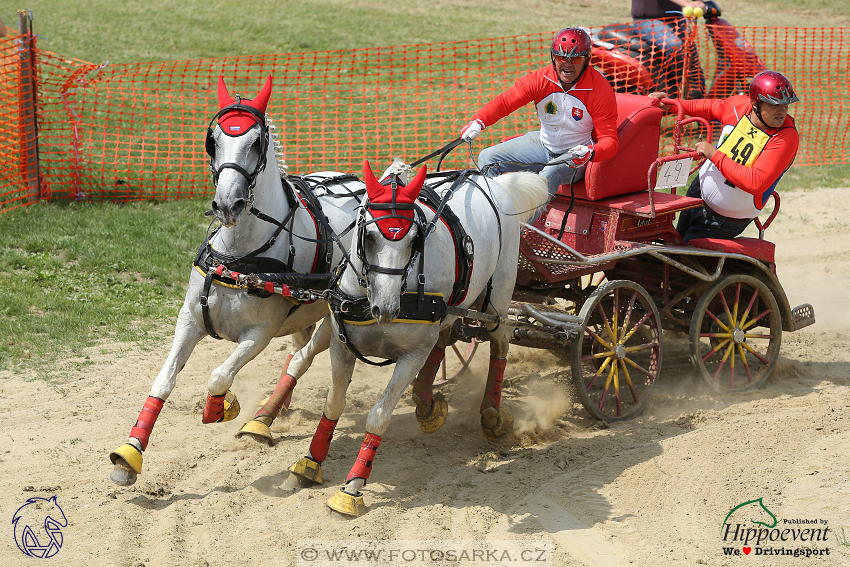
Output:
(493, 172), (550, 224)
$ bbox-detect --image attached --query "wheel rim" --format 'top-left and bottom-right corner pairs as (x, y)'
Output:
(690, 275), (781, 393)
(434, 339), (478, 386)
(572, 281), (662, 421)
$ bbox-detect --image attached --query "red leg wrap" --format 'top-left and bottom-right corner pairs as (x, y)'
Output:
(255, 373), (297, 420)
(480, 356), (507, 413)
(202, 393), (225, 424)
(129, 396), (164, 451)
(308, 415), (338, 463)
(280, 352), (294, 375)
(412, 347), (445, 406)
(346, 432), (382, 483)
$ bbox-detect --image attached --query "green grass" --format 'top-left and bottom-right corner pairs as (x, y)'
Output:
(0, 198), (208, 373)
(5, 0), (849, 65)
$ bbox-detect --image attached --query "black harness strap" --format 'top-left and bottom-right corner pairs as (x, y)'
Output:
(327, 290), (448, 367)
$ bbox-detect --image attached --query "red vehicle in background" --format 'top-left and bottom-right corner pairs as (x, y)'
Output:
(589, 1), (765, 99)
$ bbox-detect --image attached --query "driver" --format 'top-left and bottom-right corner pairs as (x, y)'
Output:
(650, 70), (800, 242)
(459, 27), (618, 206)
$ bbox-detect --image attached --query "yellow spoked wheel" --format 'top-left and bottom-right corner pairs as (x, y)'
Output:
(689, 275), (781, 393)
(433, 339), (478, 386)
(571, 280), (662, 421)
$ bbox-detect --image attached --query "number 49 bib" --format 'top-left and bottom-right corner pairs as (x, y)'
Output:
(716, 114), (770, 167)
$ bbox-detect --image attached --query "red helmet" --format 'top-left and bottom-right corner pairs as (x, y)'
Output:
(749, 70), (799, 105)
(551, 28), (592, 58)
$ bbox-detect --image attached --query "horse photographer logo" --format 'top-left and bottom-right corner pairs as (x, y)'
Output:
(12, 495), (67, 558)
(720, 497), (831, 559)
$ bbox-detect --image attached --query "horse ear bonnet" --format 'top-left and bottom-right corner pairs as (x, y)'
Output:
(206, 75), (273, 157)
(363, 160), (427, 240)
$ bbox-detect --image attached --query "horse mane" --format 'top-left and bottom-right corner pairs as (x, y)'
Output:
(379, 157), (411, 185)
(266, 115), (288, 174)
(494, 172), (549, 224)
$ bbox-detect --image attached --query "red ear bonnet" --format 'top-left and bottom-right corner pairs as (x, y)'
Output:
(216, 75), (272, 135)
(363, 160), (427, 240)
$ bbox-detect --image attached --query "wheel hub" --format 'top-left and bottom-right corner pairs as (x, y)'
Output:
(732, 327), (745, 344)
(615, 344), (627, 360)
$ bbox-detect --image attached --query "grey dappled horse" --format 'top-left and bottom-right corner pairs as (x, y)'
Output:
(108, 76), (362, 485)
(283, 160), (549, 515)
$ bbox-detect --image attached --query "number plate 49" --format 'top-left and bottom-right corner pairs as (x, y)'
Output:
(655, 157), (692, 190)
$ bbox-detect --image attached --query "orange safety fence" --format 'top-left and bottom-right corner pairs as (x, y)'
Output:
(0, 23), (848, 212)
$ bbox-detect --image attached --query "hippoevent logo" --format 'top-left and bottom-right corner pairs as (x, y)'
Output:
(12, 495), (67, 558)
(720, 497), (831, 559)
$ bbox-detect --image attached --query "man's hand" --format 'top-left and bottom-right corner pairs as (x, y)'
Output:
(695, 140), (717, 160)
(565, 144), (594, 168)
(648, 92), (671, 111)
(460, 119), (484, 142)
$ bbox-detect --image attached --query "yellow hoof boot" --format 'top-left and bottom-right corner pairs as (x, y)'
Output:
(235, 418), (274, 444)
(109, 444), (143, 486)
(327, 489), (366, 517)
(481, 407), (514, 443)
(414, 392), (448, 433)
(288, 457), (323, 485)
(221, 390), (241, 422)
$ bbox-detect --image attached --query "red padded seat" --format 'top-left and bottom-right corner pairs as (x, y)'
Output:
(558, 93), (663, 201)
(688, 237), (776, 264)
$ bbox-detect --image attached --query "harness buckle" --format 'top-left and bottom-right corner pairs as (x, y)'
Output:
(200, 295), (209, 307)
(418, 274), (426, 286)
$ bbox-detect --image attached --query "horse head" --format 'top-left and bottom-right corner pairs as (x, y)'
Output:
(207, 75), (273, 227)
(358, 160), (427, 324)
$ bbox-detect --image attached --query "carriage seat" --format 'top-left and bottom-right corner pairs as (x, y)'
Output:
(687, 193), (781, 264)
(687, 237), (775, 264)
(557, 93), (663, 201)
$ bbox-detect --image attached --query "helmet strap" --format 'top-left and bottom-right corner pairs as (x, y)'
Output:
(751, 100), (775, 130)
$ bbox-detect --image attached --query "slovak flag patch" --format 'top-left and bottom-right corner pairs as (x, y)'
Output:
(388, 227), (401, 238)
(572, 108), (583, 121)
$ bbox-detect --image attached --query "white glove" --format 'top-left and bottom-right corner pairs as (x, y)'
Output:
(460, 119), (485, 142)
(565, 144), (594, 168)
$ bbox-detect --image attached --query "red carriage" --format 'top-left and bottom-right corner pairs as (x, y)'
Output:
(446, 92), (815, 422)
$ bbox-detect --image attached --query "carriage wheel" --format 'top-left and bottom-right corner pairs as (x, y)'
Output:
(571, 280), (662, 422)
(689, 275), (781, 393)
(434, 339), (479, 386)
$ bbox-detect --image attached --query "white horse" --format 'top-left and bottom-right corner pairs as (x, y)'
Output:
(283, 159), (549, 516)
(108, 76), (363, 486)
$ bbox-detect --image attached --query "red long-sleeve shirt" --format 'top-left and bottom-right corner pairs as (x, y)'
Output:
(684, 96), (799, 215)
(472, 65), (619, 160)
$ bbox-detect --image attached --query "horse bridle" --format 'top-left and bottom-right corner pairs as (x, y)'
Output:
(354, 176), (426, 296)
(205, 99), (270, 209)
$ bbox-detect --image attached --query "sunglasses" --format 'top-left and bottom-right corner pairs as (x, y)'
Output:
(553, 55), (586, 64)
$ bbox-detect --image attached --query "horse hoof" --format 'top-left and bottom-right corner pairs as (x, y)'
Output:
(281, 472), (305, 493)
(288, 457), (323, 486)
(235, 418), (274, 445)
(109, 444), (142, 486)
(327, 488), (366, 517)
(222, 390), (241, 422)
(480, 407), (514, 444)
(413, 392), (447, 433)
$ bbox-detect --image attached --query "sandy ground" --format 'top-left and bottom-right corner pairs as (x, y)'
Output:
(1, 185), (849, 567)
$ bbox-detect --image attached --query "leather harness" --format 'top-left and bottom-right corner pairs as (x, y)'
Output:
(194, 175), (342, 339)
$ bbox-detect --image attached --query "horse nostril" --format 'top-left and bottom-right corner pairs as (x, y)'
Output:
(371, 305), (381, 320)
(211, 201), (219, 211)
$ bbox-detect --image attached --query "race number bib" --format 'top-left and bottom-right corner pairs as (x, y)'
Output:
(716, 115), (770, 167)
